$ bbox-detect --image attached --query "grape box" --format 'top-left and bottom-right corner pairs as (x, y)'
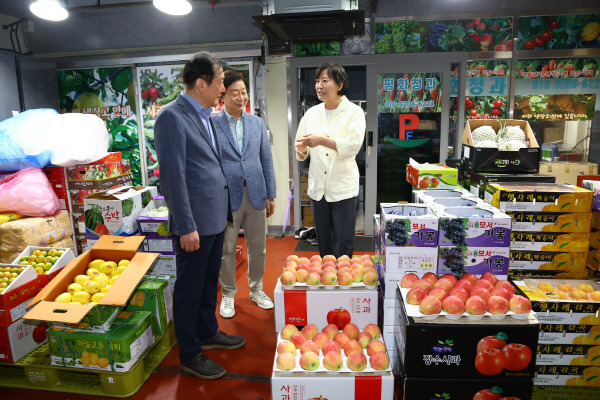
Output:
(432, 205), (512, 247)
(506, 211), (591, 233)
(582, 180), (600, 211)
(380, 203), (439, 247)
(437, 246), (509, 277)
(486, 182), (593, 213)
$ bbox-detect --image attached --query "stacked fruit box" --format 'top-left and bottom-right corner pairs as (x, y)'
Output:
(511, 278), (600, 388)
(582, 180), (600, 279)
(396, 270), (539, 400)
(486, 182), (593, 279)
(272, 254), (394, 399)
(378, 203), (439, 363)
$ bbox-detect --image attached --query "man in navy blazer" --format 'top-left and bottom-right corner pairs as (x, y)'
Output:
(154, 52), (244, 380)
(213, 70), (276, 319)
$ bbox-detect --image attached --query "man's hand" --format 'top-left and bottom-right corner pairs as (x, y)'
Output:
(180, 230), (200, 252)
(266, 198), (275, 218)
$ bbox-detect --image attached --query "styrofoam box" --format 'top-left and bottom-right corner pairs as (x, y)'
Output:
(381, 297), (401, 327)
(274, 281), (377, 331)
(381, 246), (438, 276)
(412, 187), (474, 203)
(11, 246), (75, 289)
(271, 370), (394, 400)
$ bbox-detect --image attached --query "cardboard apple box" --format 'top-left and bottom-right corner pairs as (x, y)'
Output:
(406, 158), (458, 190)
(0, 265), (39, 327)
(271, 371), (394, 400)
(23, 236), (158, 332)
(0, 317), (48, 363)
(273, 281), (377, 331)
(11, 246), (75, 289)
(401, 376), (534, 400)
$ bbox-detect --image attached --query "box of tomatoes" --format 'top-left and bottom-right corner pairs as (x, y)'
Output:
(406, 158), (458, 190)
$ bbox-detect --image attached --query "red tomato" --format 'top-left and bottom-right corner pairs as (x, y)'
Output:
(326, 308), (351, 330)
(148, 86), (159, 99)
(469, 109), (478, 117)
(548, 60), (556, 71)
(493, 100), (503, 109)
(549, 19), (559, 31)
(502, 343), (532, 371)
(492, 109), (500, 116)
(541, 31), (553, 42)
(534, 37), (545, 47)
(465, 97), (474, 108)
(475, 348), (506, 375)
(524, 40), (535, 50)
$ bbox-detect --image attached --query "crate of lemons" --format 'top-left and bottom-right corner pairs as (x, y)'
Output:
(53, 258), (130, 305)
(0, 265), (27, 294)
(17, 249), (66, 275)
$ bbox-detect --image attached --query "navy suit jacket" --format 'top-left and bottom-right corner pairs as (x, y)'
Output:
(212, 111), (276, 211)
(154, 94), (231, 237)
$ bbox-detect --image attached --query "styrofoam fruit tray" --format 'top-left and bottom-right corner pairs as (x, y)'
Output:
(273, 333), (390, 375)
(399, 287), (534, 321)
(282, 282), (377, 290)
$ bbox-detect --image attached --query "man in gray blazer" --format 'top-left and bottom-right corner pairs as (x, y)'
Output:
(214, 70), (276, 319)
(154, 52), (244, 380)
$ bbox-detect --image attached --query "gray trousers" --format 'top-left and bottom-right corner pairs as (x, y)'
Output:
(219, 187), (267, 297)
(311, 196), (357, 259)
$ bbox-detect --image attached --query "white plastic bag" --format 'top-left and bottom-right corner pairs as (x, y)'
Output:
(23, 112), (110, 167)
(0, 167), (61, 217)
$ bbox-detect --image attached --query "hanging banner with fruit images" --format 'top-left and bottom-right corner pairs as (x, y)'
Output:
(449, 61), (510, 121)
(295, 41), (341, 57)
(138, 62), (253, 193)
(515, 58), (600, 79)
(57, 67), (142, 185)
(377, 72), (441, 114)
(513, 94), (596, 121)
(518, 13), (600, 50)
(374, 17), (513, 53)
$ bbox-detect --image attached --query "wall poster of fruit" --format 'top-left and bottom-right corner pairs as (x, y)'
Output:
(518, 13), (600, 50)
(377, 72), (441, 114)
(374, 17), (513, 53)
(449, 61), (511, 121)
(57, 67), (142, 186)
(513, 94), (596, 121)
(138, 62), (253, 194)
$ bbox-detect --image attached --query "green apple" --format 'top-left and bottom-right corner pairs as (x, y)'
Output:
(44, 262), (53, 271)
(48, 249), (58, 256)
(50, 256), (59, 264)
(27, 255), (37, 263)
(19, 261), (29, 265)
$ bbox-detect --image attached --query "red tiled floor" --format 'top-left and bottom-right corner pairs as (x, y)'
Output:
(2, 235), (355, 400)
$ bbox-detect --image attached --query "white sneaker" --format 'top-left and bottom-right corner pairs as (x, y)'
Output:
(220, 296), (235, 318)
(249, 290), (274, 310)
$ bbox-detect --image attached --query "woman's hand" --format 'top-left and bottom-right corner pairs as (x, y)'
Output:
(297, 133), (323, 148)
(295, 141), (308, 157)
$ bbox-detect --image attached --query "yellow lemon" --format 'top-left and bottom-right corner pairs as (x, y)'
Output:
(74, 275), (92, 286)
(73, 92), (104, 109)
(108, 275), (120, 285)
(99, 261), (117, 275)
(86, 268), (100, 278)
(94, 272), (109, 286)
(67, 283), (83, 294)
(54, 292), (72, 303)
(111, 266), (126, 277)
(91, 292), (105, 303)
(88, 259), (105, 269)
(71, 291), (91, 304)
(83, 280), (99, 295)
(118, 259), (130, 267)
(100, 284), (111, 293)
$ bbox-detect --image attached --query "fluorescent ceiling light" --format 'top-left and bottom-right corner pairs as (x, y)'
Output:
(29, 0), (68, 21)
(153, 0), (192, 16)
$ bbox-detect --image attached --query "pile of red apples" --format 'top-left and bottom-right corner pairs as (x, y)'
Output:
(275, 323), (390, 372)
(280, 254), (379, 287)
(401, 271), (532, 318)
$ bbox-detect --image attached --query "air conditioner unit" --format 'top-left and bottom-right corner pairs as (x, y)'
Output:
(262, 0), (358, 15)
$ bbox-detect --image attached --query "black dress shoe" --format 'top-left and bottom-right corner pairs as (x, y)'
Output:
(201, 330), (245, 350)
(181, 353), (225, 379)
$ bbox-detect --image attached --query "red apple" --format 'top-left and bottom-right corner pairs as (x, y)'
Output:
(290, 331), (308, 348)
(312, 332), (329, 349)
(366, 339), (387, 356)
(299, 350), (320, 371)
(309, 255), (322, 264)
(369, 351), (390, 370)
(400, 272), (420, 288)
(490, 287), (511, 302)
(280, 324), (298, 339)
(429, 287), (448, 302)
(363, 324), (381, 340)
(480, 272), (499, 287)
(357, 331), (373, 348)
(327, 307), (351, 329)
(350, 257), (363, 265)
(276, 352), (296, 370)
(343, 323), (359, 339)
(442, 295), (465, 314)
(474, 279), (495, 292)
(477, 335), (507, 353)
(449, 287), (469, 304)
(322, 350), (343, 371)
(336, 260), (351, 270)
(347, 351), (367, 371)
(473, 389), (502, 400)
(406, 287), (427, 305)
(323, 260), (336, 269)
(487, 295), (509, 315)
(323, 254), (336, 263)
(419, 295), (442, 315)
(277, 340), (296, 354)
(322, 340), (342, 355)
(344, 339), (363, 356)
(455, 279), (474, 293)
(502, 343), (532, 371)
(508, 295), (532, 314)
(495, 280), (516, 295)
(470, 287), (491, 303)
(433, 277), (455, 293)
(475, 348), (506, 375)
(301, 324), (319, 340)
(421, 271), (438, 286)
(413, 279), (433, 294)
(465, 296), (487, 315)
(286, 255), (300, 264)
(336, 255), (350, 264)
(322, 323), (339, 340)
(298, 257), (310, 265)
(461, 272), (478, 286)
(333, 332), (350, 348)
(299, 340), (319, 354)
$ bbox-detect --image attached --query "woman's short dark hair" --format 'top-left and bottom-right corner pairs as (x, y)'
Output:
(183, 51), (223, 88)
(223, 70), (248, 91)
(315, 63), (349, 96)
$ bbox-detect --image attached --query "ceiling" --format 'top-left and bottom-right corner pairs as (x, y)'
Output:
(0, 0), (259, 20)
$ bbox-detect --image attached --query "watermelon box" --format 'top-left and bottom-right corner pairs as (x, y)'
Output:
(23, 236), (158, 333)
(136, 196), (171, 239)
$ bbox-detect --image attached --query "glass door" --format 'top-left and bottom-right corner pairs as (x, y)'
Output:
(364, 59), (466, 233)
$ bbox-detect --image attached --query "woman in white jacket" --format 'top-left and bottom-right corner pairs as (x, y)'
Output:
(295, 63), (366, 258)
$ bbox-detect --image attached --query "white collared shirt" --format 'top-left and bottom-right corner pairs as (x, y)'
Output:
(224, 108), (244, 153)
(295, 96), (366, 202)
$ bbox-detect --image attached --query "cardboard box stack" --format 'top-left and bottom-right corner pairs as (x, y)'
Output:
(136, 196), (176, 278)
(582, 180), (600, 279)
(23, 236), (160, 372)
(272, 253), (393, 399)
(486, 182), (593, 279)
(511, 278), (600, 388)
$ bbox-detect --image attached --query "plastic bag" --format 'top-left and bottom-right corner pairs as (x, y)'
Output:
(0, 109), (55, 170)
(0, 109), (110, 170)
(23, 112), (110, 167)
(0, 167), (61, 217)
